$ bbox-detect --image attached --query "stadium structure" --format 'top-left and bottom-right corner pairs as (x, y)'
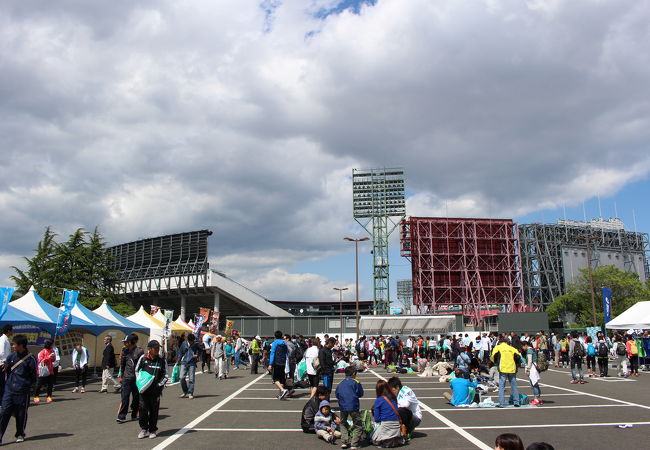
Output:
(108, 230), (290, 320)
(400, 217), (524, 325)
(519, 218), (649, 307)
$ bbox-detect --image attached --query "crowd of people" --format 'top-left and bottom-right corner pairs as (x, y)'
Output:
(0, 322), (648, 446)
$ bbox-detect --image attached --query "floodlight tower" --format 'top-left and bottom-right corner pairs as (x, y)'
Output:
(396, 279), (413, 314)
(352, 168), (406, 315)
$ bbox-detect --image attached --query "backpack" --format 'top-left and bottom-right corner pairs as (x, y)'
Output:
(597, 342), (609, 358)
(616, 342), (627, 356)
(273, 342), (288, 365)
(587, 343), (596, 357)
(629, 341), (638, 355)
(535, 351), (549, 372)
(263, 341), (271, 352)
(573, 341), (585, 359)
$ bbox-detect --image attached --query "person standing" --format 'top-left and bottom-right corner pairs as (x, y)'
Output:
(117, 333), (144, 423)
(34, 339), (56, 403)
(613, 336), (629, 377)
(100, 336), (120, 393)
(0, 335), (37, 444)
(491, 336), (522, 408)
(335, 366), (364, 450)
(71, 344), (90, 393)
(596, 333), (610, 377)
(249, 336), (261, 374)
(0, 326), (14, 402)
(211, 335), (226, 380)
(135, 340), (168, 440)
(569, 331), (585, 384)
(178, 333), (200, 399)
(305, 338), (321, 399)
(201, 330), (213, 374)
(233, 333), (243, 370)
(223, 338), (233, 379)
(521, 341), (542, 406)
(268, 330), (289, 400)
(319, 338), (336, 396)
(626, 335), (640, 377)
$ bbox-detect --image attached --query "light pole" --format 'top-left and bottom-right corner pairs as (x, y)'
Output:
(345, 237), (369, 340)
(577, 235), (598, 327)
(333, 287), (348, 342)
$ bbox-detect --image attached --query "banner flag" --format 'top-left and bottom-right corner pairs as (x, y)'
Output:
(225, 320), (234, 337)
(211, 310), (220, 330)
(199, 307), (211, 323)
(163, 309), (174, 338)
(602, 287), (612, 324)
(193, 314), (205, 337)
(56, 290), (79, 336)
(0, 287), (15, 319)
(150, 305), (160, 316)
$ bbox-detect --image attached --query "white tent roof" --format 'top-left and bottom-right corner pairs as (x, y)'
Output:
(174, 316), (193, 332)
(126, 306), (164, 329)
(93, 300), (148, 332)
(605, 301), (650, 330)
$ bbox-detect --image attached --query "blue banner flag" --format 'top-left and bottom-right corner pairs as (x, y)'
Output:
(602, 287), (612, 324)
(193, 314), (205, 338)
(56, 290), (79, 335)
(0, 287), (15, 319)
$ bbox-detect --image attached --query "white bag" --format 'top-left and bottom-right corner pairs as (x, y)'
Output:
(39, 362), (50, 378)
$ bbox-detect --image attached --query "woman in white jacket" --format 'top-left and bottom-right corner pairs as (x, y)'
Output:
(71, 344), (90, 393)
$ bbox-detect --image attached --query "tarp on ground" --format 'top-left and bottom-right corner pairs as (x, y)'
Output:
(92, 300), (148, 333)
(0, 303), (54, 330)
(605, 301), (650, 330)
(10, 287), (95, 335)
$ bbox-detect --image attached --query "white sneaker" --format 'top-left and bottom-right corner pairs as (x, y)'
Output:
(188, 394), (194, 399)
(279, 389), (289, 400)
(72, 387), (79, 393)
(138, 429), (150, 439)
(16, 436), (25, 443)
(149, 433), (157, 439)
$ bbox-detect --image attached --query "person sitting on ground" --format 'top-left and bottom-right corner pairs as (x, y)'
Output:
(301, 386), (329, 433)
(388, 376), (421, 438)
(371, 380), (403, 448)
(443, 369), (478, 406)
(431, 360), (453, 376)
(495, 433), (525, 450)
(456, 347), (472, 376)
(314, 400), (341, 444)
(398, 353), (410, 371)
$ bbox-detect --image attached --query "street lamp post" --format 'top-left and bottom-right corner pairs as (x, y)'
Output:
(345, 237), (369, 340)
(333, 287), (349, 342)
(577, 235), (598, 327)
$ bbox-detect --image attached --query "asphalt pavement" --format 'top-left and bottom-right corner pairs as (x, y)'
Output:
(3, 363), (649, 449)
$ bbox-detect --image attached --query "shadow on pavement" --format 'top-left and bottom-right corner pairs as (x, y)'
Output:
(27, 433), (74, 441)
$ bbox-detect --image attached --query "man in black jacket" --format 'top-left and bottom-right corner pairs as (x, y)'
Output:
(319, 338), (336, 395)
(0, 335), (37, 444)
(100, 336), (120, 393)
(117, 333), (145, 423)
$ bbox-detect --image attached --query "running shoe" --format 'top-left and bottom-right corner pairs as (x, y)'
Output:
(16, 436), (25, 443)
(279, 389), (289, 400)
(188, 394), (194, 399)
(138, 429), (150, 439)
(149, 433), (157, 439)
(33, 397), (40, 403)
(72, 387), (79, 393)
(179, 393), (187, 398)
(46, 397), (53, 403)
(80, 387), (85, 393)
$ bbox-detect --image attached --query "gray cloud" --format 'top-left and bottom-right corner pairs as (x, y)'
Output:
(1, 0), (649, 300)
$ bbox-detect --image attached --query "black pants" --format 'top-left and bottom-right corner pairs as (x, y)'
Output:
(398, 407), (420, 434)
(75, 366), (88, 387)
(629, 355), (639, 374)
(0, 392), (29, 440)
(138, 392), (160, 433)
(201, 350), (211, 372)
(0, 372), (5, 402)
(117, 379), (139, 420)
(250, 353), (260, 374)
(35, 375), (54, 397)
(597, 357), (609, 377)
(586, 355), (596, 372)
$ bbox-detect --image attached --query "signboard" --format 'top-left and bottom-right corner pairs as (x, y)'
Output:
(13, 325), (51, 346)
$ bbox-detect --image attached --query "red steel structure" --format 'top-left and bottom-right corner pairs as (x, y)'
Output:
(400, 217), (524, 325)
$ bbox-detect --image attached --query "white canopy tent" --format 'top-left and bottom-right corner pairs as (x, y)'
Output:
(605, 301), (650, 330)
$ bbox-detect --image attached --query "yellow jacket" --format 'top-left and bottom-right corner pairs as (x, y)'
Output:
(490, 342), (521, 374)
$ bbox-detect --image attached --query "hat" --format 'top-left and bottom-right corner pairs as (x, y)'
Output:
(147, 340), (161, 349)
(123, 333), (138, 343)
(216, 335), (222, 339)
(255, 335), (261, 340)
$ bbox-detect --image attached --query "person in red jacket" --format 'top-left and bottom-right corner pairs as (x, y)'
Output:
(34, 339), (56, 403)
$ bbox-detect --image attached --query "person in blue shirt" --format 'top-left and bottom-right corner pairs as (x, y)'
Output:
(443, 369), (478, 406)
(268, 330), (289, 400)
(178, 333), (201, 399)
(335, 366), (364, 449)
(371, 380), (402, 447)
(456, 348), (472, 375)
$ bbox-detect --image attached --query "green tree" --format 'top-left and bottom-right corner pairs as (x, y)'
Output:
(11, 226), (135, 315)
(546, 265), (650, 327)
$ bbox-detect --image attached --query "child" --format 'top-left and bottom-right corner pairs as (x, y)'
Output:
(301, 386), (329, 433)
(0, 334), (37, 444)
(314, 400), (341, 444)
(135, 340), (169, 439)
(335, 366), (364, 449)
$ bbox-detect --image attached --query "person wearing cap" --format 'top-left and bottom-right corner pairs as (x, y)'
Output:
(117, 333), (145, 423)
(249, 336), (261, 374)
(135, 340), (168, 440)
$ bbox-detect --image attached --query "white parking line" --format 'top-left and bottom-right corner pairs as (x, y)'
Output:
(369, 370), (491, 450)
(151, 373), (266, 450)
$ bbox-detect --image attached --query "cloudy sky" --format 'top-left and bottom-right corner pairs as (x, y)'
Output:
(1, 0), (649, 303)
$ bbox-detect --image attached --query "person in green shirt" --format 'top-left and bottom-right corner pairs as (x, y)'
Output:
(250, 336), (261, 374)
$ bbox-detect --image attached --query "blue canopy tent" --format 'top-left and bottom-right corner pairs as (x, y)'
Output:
(64, 301), (133, 336)
(0, 303), (54, 329)
(9, 287), (95, 336)
(92, 300), (148, 334)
